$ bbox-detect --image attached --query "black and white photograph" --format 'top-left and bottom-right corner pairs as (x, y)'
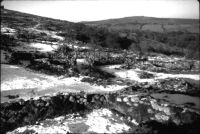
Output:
(0, 0), (200, 133)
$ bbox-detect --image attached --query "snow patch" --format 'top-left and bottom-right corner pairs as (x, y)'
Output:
(30, 43), (58, 52)
(68, 43), (90, 50)
(1, 27), (16, 35)
(76, 59), (89, 65)
(8, 124), (70, 134)
(154, 72), (200, 81)
(51, 34), (64, 40)
(115, 69), (155, 83)
(1, 65), (125, 93)
(86, 109), (130, 133)
(104, 65), (122, 69)
(1, 76), (81, 91)
(101, 65), (200, 83)
(8, 65), (20, 69)
(9, 108), (130, 133)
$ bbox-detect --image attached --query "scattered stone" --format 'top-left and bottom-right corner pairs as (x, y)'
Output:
(133, 103), (139, 107)
(127, 116), (132, 121)
(150, 100), (171, 115)
(131, 119), (139, 126)
(126, 102), (132, 106)
(147, 108), (154, 114)
(100, 96), (105, 102)
(116, 97), (122, 102)
(69, 96), (75, 102)
(155, 113), (169, 122)
(123, 97), (129, 102)
(94, 94), (100, 100)
(1, 88), (200, 133)
(130, 96), (140, 102)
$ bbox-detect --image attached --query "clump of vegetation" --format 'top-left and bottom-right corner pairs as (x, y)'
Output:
(125, 30), (199, 59)
(81, 77), (114, 87)
(1, 34), (18, 50)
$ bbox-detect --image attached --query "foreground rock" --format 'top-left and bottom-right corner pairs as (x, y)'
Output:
(1, 93), (108, 133)
(1, 89), (200, 134)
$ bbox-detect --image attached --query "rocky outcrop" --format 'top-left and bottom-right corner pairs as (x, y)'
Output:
(1, 90), (200, 134)
(0, 93), (108, 133)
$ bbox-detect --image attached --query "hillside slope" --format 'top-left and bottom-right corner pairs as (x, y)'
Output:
(1, 8), (136, 51)
(82, 16), (199, 33)
(1, 8), (199, 60)
(83, 16), (199, 59)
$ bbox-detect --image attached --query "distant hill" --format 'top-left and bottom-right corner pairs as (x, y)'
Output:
(82, 16), (199, 33)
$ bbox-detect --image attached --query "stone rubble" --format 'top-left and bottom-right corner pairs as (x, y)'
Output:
(1, 86), (200, 133)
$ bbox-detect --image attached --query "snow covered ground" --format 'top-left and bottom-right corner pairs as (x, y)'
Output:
(26, 26), (64, 41)
(101, 65), (200, 83)
(1, 63), (199, 102)
(1, 64), (126, 102)
(29, 42), (91, 52)
(51, 33), (64, 40)
(77, 59), (89, 65)
(148, 55), (185, 62)
(30, 42), (59, 52)
(8, 108), (131, 134)
(1, 26), (16, 35)
(67, 43), (90, 50)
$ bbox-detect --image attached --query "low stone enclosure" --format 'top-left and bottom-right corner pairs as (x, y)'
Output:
(1, 86), (200, 134)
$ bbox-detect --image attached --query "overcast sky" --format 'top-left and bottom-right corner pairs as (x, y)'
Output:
(2, 0), (199, 22)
